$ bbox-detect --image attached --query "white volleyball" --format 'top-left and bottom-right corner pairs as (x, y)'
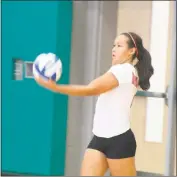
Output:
(33, 53), (62, 81)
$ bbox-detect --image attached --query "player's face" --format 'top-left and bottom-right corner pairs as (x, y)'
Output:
(112, 35), (135, 65)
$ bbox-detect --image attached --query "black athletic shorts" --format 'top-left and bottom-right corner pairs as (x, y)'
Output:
(87, 129), (137, 159)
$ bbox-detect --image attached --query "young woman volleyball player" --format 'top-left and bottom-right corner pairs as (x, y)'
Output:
(35, 32), (154, 176)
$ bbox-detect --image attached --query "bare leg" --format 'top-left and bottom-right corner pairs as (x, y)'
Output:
(107, 157), (136, 176)
(80, 149), (109, 176)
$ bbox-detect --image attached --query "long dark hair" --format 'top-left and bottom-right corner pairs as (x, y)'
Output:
(121, 32), (154, 90)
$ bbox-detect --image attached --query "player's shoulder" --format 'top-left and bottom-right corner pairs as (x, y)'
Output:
(108, 63), (137, 84)
(110, 63), (134, 72)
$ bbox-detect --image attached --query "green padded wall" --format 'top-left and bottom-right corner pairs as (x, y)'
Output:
(2, 1), (72, 175)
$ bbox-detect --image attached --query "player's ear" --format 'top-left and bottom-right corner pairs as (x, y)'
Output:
(129, 48), (136, 56)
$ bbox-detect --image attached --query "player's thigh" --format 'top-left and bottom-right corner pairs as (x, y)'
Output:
(80, 148), (108, 176)
(106, 129), (137, 176)
(107, 156), (136, 176)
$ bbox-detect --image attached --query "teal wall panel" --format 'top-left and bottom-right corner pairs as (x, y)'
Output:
(2, 1), (72, 175)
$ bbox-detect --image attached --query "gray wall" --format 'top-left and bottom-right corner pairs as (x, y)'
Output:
(65, 1), (118, 175)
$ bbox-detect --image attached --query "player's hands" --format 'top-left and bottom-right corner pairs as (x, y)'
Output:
(34, 75), (58, 92)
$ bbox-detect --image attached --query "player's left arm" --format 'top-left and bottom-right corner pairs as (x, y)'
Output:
(35, 72), (119, 96)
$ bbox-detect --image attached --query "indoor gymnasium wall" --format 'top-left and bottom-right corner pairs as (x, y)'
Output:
(117, 1), (176, 175)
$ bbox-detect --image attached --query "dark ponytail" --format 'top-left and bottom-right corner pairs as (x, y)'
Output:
(121, 32), (154, 90)
(135, 47), (154, 90)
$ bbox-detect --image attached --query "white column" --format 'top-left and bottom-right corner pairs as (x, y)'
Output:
(164, 1), (176, 175)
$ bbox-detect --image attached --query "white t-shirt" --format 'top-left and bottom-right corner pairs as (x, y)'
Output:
(92, 63), (138, 138)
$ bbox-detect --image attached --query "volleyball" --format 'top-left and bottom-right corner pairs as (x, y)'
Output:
(33, 53), (62, 82)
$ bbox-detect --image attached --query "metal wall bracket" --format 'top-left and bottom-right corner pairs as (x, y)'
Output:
(165, 86), (169, 106)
